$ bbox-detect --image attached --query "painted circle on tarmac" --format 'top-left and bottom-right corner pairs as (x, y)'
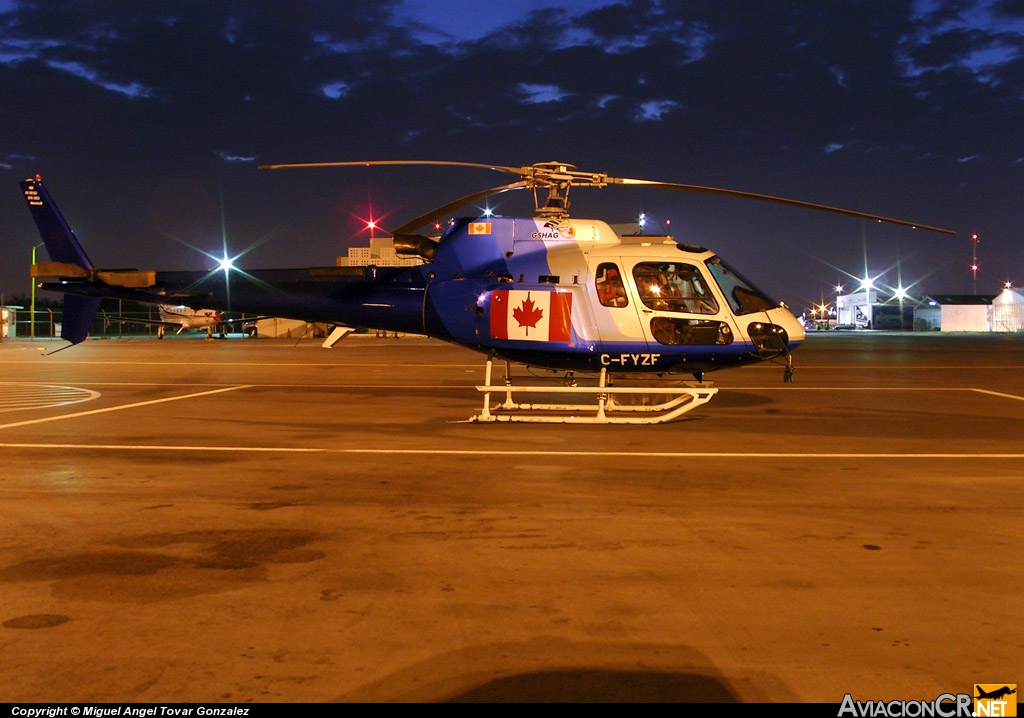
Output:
(0, 383), (100, 413)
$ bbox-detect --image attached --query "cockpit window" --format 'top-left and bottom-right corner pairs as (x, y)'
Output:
(631, 262), (718, 314)
(704, 256), (778, 315)
(595, 262), (628, 307)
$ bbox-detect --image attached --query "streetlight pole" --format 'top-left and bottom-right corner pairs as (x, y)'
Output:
(835, 283), (844, 328)
(31, 242), (44, 340)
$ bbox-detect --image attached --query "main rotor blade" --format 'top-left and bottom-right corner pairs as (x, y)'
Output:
(258, 159), (525, 175)
(611, 177), (956, 235)
(259, 160), (529, 234)
(391, 181), (528, 236)
(258, 158), (954, 235)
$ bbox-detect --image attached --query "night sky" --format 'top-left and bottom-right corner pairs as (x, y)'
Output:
(2, 0), (1022, 313)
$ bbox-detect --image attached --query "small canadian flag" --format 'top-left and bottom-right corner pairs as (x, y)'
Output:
(468, 222), (492, 235)
(490, 290), (572, 342)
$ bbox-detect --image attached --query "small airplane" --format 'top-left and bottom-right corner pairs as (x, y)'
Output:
(21, 162), (953, 423)
(154, 304), (223, 338)
(104, 303), (226, 338)
(976, 686), (1017, 701)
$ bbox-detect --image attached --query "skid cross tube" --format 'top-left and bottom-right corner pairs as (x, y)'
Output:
(470, 360), (718, 424)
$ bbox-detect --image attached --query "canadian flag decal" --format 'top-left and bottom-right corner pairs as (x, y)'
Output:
(490, 290), (572, 342)
(468, 222), (492, 235)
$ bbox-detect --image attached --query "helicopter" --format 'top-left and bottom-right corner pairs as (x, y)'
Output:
(20, 162), (954, 424)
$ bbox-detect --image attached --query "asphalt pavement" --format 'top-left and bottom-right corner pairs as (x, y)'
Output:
(0, 331), (1020, 702)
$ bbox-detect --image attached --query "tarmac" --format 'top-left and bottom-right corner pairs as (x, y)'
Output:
(0, 331), (1020, 702)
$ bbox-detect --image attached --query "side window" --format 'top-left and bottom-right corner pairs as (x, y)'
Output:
(632, 262), (719, 314)
(651, 317), (734, 345)
(595, 262), (628, 307)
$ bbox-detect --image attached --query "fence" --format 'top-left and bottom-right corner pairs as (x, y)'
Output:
(3, 305), (255, 339)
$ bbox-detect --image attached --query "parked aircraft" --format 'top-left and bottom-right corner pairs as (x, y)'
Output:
(21, 163), (953, 422)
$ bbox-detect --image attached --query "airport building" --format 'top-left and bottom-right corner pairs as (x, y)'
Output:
(336, 237), (423, 267)
(992, 286), (1024, 331)
(835, 289), (879, 328)
(833, 285), (1024, 332)
(919, 287), (1024, 332)
(0, 305), (17, 339)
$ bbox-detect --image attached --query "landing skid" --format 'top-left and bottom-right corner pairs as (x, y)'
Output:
(470, 359), (718, 425)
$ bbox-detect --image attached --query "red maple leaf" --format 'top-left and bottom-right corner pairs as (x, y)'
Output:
(512, 295), (544, 334)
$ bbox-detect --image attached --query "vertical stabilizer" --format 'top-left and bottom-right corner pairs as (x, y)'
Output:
(20, 177), (100, 343)
(21, 177), (95, 269)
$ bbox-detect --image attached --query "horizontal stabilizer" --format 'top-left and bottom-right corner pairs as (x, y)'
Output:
(31, 261), (88, 278)
(30, 263), (156, 288)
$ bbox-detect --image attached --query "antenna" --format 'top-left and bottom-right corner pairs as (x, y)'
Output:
(970, 231), (979, 294)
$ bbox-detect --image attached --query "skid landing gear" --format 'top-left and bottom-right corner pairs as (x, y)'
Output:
(469, 359), (718, 425)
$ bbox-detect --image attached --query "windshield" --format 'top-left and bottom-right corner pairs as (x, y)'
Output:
(704, 256), (778, 315)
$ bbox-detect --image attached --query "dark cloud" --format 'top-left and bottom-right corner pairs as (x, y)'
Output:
(2, 0), (1022, 309)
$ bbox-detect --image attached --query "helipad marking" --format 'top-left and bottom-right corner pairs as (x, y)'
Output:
(0, 383), (100, 413)
(0, 385), (251, 430)
(0, 381), (1020, 442)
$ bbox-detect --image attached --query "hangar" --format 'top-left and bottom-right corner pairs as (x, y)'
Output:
(915, 295), (996, 332)
(991, 286), (1024, 332)
(916, 286), (1024, 332)
(834, 285), (1024, 332)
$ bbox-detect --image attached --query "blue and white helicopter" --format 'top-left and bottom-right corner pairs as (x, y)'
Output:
(21, 162), (953, 423)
